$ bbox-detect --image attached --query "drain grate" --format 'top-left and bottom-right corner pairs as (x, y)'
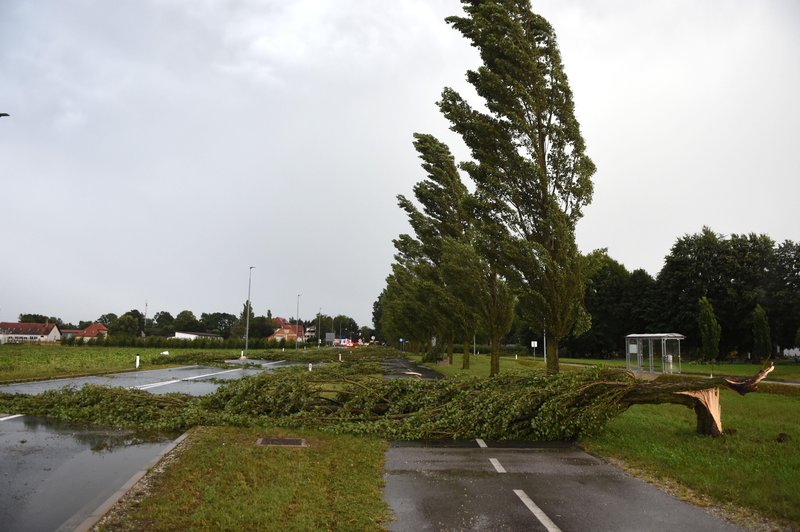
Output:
(256, 437), (307, 448)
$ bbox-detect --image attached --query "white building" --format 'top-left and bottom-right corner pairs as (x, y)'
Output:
(0, 322), (62, 344)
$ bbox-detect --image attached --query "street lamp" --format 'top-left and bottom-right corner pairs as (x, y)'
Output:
(295, 292), (301, 350)
(242, 266), (255, 359)
(317, 308), (321, 349)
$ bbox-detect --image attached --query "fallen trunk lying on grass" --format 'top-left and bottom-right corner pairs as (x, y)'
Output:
(620, 363), (774, 436)
(0, 358), (775, 440)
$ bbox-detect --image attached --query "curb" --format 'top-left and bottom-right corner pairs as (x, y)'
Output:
(74, 430), (191, 532)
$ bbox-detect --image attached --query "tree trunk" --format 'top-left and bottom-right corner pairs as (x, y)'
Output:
(489, 331), (503, 376)
(447, 334), (454, 366)
(546, 339), (559, 374)
(462, 337), (470, 369)
(621, 364), (774, 436)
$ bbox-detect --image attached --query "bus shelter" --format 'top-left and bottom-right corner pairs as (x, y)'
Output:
(625, 333), (685, 374)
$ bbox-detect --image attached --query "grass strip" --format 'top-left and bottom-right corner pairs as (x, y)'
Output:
(98, 426), (390, 531)
(582, 389), (800, 526)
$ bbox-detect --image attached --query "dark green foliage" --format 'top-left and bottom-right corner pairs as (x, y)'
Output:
(0, 360), (634, 441)
(752, 304), (772, 359)
(698, 296), (722, 361)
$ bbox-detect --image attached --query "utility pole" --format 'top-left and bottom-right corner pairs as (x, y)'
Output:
(242, 266), (254, 359)
(295, 293), (301, 350)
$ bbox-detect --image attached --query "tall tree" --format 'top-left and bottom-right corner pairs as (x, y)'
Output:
(200, 312), (238, 338)
(698, 296), (721, 361)
(439, 0), (595, 373)
(767, 240), (800, 349)
(174, 310), (202, 332)
(152, 311), (175, 336)
(752, 304), (772, 360)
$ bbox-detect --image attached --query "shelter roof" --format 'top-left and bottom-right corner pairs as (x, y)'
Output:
(625, 333), (686, 340)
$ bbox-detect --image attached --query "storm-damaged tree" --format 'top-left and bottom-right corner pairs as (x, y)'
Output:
(439, 0), (596, 373)
(697, 296), (721, 361)
(752, 304), (772, 360)
(400, 134), (475, 361)
(441, 232), (515, 375)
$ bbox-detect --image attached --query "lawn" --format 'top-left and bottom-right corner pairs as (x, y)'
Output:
(417, 352), (800, 382)
(0, 344), (369, 383)
(419, 351), (799, 526)
(562, 356), (800, 381)
(97, 426), (390, 531)
(583, 390), (800, 527)
(0, 344), (234, 382)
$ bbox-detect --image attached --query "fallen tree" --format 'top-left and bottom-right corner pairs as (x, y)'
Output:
(619, 363), (774, 436)
(0, 353), (775, 440)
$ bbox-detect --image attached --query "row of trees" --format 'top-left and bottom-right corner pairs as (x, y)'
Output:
(373, 1), (799, 371)
(19, 306), (366, 344)
(569, 230), (799, 360)
(376, 0), (595, 375)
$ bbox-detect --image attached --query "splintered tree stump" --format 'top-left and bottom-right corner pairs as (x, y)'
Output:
(620, 363), (774, 437)
(676, 388), (722, 436)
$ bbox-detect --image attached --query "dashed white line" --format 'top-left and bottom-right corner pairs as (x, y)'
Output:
(514, 489), (562, 532)
(476, 438), (487, 448)
(133, 368), (243, 390)
(0, 414), (24, 421)
(489, 458), (506, 473)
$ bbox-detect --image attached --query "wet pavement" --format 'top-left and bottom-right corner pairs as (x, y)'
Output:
(381, 357), (443, 380)
(0, 359), (294, 397)
(384, 440), (742, 532)
(0, 414), (178, 532)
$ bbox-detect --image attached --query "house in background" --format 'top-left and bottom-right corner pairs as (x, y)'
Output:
(268, 317), (304, 343)
(61, 323), (109, 342)
(173, 331), (223, 341)
(0, 322), (62, 344)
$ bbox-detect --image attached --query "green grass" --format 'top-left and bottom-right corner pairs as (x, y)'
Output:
(419, 352), (800, 382)
(583, 390), (800, 525)
(99, 426), (390, 531)
(0, 344), (237, 382)
(561, 357), (800, 381)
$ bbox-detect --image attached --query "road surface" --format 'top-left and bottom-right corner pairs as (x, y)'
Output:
(384, 440), (742, 531)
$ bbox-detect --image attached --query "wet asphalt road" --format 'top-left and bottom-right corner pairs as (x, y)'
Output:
(0, 360), (291, 531)
(0, 414), (176, 532)
(0, 359), (293, 396)
(384, 440), (742, 532)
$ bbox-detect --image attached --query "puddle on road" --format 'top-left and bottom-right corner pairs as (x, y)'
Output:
(1, 415), (178, 532)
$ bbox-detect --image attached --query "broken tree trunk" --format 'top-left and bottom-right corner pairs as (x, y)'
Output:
(620, 363), (774, 436)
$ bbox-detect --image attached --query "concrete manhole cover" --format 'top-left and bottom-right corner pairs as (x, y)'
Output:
(256, 437), (307, 448)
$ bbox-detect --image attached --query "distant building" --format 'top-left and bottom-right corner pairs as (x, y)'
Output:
(0, 322), (62, 344)
(268, 317), (304, 343)
(61, 323), (109, 342)
(173, 331), (223, 341)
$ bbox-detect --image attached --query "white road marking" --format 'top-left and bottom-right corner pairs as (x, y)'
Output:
(489, 458), (506, 473)
(133, 368), (243, 390)
(476, 438), (487, 448)
(514, 489), (562, 532)
(0, 414), (24, 421)
(135, 379), (181, 390)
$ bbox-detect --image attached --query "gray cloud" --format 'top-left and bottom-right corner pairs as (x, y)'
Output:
(1, 0), (797, 327)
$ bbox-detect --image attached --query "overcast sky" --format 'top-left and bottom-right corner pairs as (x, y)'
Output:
(1, 0), (798, 328)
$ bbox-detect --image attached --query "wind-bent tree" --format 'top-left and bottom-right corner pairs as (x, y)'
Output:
(439, 0), (596, 373)
(441, 236), (515, 374)
(697, 296), (721, 361)
(752, 304), (772, 360)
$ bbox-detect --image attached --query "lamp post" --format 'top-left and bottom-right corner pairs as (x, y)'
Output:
(317, 308), (321, 349)
(242, 266), (254, 359)
(295, 292), (301, 350)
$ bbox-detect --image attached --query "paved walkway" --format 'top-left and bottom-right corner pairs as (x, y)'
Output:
(384, 440), (742, 532)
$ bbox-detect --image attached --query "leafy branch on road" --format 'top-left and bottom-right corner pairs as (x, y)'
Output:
(0, 349), (773, 440)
